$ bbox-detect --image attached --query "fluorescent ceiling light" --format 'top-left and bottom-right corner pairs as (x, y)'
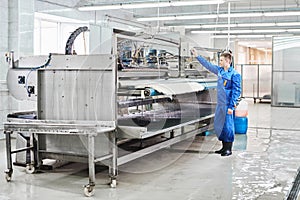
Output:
(140, 16), (177, 21)
(184, 22), (300, 29)
(236, 23), (276, 27)
(177, 14), (217, 20)
(264, 11), (300, 16)
(138, 15), (217, 22)
(122, 2), (169, 9)
(211, 35), (275, 39)
(201, 24), (237, 28)
(252, 29), (286, 33)
(287, 29), (300, 32)
(78, 0), (224, 11)
(277, 22), (300, 26)
(171, 1), (225, 6)
(218, 13), (264, 18)
(136, 11), (300, 22)
(191, 29), (300, 34)
(82, 5), (121, 11)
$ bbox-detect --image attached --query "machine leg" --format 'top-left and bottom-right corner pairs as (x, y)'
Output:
(84, 134), (95, 197)
(139, 139), (144, 148)
(170, 130), (175, 139)
(25, 131), (36, 174)
(33, 133), (41, 168)
(181, 127), (184, 135)
(4, 131), (13, 182)
(109, 131), (117, 188)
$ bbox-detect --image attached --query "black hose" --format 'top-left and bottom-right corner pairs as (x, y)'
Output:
(65, 26), (88, 55)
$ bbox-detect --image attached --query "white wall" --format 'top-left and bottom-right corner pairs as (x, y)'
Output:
(33, 15), (89, 55)
(0, 0), (9, 81)
(0, 0), (35, 137)
(8, 0), (35, 58)
(0, 0), (10, 137)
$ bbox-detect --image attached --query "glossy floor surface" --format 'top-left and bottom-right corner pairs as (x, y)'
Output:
(0, 100), (300, 200)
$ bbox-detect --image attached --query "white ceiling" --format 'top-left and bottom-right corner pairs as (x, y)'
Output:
(38, 0), (300, 29)
(36, 0), (300, 48)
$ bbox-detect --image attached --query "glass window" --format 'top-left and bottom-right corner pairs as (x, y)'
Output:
(34, 13), (89, 55)
(272, 36), (300, 107)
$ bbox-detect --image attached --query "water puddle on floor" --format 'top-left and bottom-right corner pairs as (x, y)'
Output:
(232, 128), (300, 199)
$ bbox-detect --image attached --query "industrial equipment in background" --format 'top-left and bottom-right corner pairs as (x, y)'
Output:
(4, 28), (219, 197)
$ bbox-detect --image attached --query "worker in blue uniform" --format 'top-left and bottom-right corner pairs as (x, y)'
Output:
(191, 48), (241, 156)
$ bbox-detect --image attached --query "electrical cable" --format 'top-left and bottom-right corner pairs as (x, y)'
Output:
(25, 53), (52, 97)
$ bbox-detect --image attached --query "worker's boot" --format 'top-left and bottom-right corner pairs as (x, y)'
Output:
(221, 142), (232, 156)
(214, 141), (225, 154)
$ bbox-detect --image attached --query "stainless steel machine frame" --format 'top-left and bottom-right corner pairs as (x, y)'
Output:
(4, 53), (118, 196)
(4, 33), (218, 197)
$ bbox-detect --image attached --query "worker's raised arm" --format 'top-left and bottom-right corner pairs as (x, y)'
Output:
(190, 48), (219, 75)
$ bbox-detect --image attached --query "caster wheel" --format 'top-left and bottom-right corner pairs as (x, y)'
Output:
(25, 165), (35, 174)
(84, 184), (95, 197)
(5, 174), (12, 182)
(110, 179), (117, 188)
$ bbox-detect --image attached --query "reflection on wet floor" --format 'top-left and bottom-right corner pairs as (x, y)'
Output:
(232, 128), (300, 200)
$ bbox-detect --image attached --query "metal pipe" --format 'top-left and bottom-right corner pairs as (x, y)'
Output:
(9, 51), (14, 68)
(11, 147), (34, 154)
(227, 2), (231, 49)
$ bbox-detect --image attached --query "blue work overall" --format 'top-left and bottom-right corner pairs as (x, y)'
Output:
(196, 56), (241, 142)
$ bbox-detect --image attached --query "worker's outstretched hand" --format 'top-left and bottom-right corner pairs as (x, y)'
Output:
(190, 48), (198, 57)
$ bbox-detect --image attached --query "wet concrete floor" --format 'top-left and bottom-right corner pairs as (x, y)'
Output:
(0, 100), (299, 199)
